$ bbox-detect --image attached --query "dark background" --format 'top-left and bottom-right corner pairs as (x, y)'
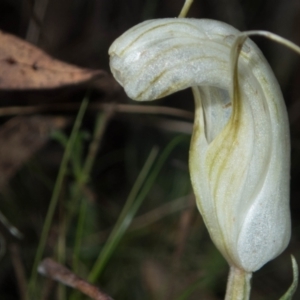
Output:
(0, 0), (300, 299)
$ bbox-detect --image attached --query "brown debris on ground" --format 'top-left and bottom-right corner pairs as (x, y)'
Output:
(0, 30), (107, 90)
(0, 115), (68, 189)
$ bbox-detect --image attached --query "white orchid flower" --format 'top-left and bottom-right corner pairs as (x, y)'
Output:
(108, 16), (297, 299)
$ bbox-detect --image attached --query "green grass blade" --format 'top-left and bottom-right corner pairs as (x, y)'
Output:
(72, 198), (88, 274)
(28, 95), (89, 297)
(71, 112), (110, 272)
(88, 146), (159, 283)
(88, 135), (188, 284)
(82, 112), (109, 179)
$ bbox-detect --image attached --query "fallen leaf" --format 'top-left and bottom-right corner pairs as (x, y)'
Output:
(0, 115), (69, 189)
(0, 30), (107, 89)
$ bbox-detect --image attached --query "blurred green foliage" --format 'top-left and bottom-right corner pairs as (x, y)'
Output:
(0, 0), (300, 299)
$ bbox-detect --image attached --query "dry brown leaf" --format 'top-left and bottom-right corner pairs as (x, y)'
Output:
(0, 115), (68, 189)
(0, 30), (107, 89)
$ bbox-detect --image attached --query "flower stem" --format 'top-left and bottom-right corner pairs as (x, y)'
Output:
(178, 0), (194, 18)
(225, 267), (252, 300)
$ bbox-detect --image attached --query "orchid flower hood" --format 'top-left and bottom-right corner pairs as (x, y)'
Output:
(108, 18), (291, 272)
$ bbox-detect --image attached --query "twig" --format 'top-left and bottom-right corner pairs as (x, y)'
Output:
(81, 194), (196, 245)
(41, 278), (56, 300)
(129, 194), (195, 232)
(9, 244), (28, 300)
(173, 195), (196, 260)
(0, 102), (194, 120)
(38, 258), (114, 300)
(0, 234), (5, 260)
(0, 211), (23, 239)
(167, 194), (196, 299)
(144, 118), (193, 134)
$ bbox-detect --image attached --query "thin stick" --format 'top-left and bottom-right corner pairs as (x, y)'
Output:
(38, 258), (113, 300)
(9, 244), (28, 300)
(0, 103), (194, 120)
(41, 278), (56, 300)
(178, 0), (194, 18)
(129, 194), (195, 231)
(167, 195), (196, 299)
(82, 194), (195, 245)
(0, 210), (23, 239)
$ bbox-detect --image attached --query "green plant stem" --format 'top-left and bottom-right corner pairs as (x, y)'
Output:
(87, 146), (159, 283)
(83, 112), (110, 179)
(57, 207), (67, 300)
(72, 198), (88, 273)
(178, 0), (194, 18)
(28, 95), (89, 297)
(88, 135), (188, 284)
(279, 255), (298, 300)
(225, 267), (252, 300)
(72, 111), (110, 272)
